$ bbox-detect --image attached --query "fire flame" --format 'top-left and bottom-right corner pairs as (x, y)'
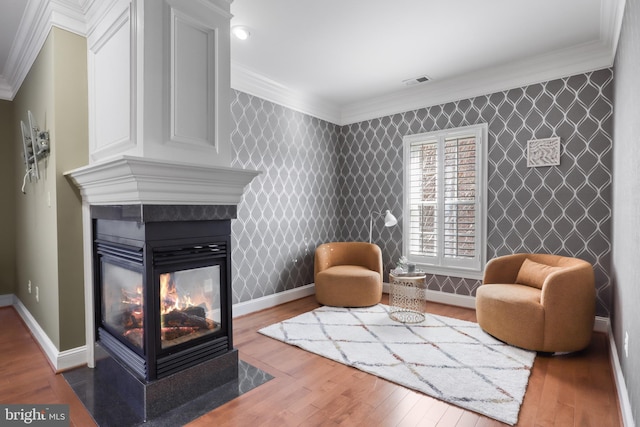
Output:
(160, 273), (194, 313)
(133, 287), (142, 316)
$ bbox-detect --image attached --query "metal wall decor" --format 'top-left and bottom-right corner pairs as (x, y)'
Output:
(20, 110), (50, 193)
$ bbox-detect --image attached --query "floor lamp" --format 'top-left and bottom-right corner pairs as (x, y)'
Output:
(369, 210), (398, 243)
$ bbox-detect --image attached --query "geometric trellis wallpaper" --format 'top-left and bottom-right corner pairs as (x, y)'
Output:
(230, 91), (341, 303)
(230, 68), (613, 317)
(340, 69), (613, 317)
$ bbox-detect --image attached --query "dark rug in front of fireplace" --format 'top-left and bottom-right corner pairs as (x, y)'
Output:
(63, 359), (273, 426)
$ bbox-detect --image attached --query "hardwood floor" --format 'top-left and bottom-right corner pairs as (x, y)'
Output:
(0, 307), (96, 427)
(0, 296), (622, 426)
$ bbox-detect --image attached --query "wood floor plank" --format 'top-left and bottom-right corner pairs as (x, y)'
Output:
(361, 386), (413, 425)
(454, 410), (481, 427)
(0, 307), (98, 427)
(473, 416), (504, 427)
(555, 357), (577, 408)
(398, 394), (439, 426)
(534, 356), (563, 427)
(437, 405), (465, 426)
(420, 399), (450, 425)
(0, 296), (624, 427)
(515, 356), (547, 426)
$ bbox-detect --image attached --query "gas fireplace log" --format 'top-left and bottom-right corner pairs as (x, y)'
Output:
(121, 289), (142, 304)
(182, 306), (206, 318)
(122, 307), (143, 329)
(163, 309), (209, 329)
(162, 327), (199, 341)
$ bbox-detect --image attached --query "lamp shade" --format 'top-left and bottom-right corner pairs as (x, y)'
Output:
(384, 210), (398, 227)
(369, 209), (398, 243)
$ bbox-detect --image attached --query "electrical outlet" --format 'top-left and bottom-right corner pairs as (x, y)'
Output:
(624, 331), (629, 358)
(28, 280), (31, 293)
(35, 286), (39, 303)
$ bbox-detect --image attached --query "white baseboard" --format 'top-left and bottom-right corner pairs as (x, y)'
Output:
(233, 284), (316, 318)
(11, 296), (86, 372)
(57, 346), (89, 372)
(425, 289), (477, 309)
(594, 316), (609, 334)
(607, 321), (636, 427)
(0, 293), (16, 307)
(383, 283), (476, 309)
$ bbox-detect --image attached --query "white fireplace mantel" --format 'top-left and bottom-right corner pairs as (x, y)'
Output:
(65, 155), (260, 206)
(66, 154), (259, 369)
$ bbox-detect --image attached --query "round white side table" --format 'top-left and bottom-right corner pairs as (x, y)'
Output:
(388, 272), (427, 323)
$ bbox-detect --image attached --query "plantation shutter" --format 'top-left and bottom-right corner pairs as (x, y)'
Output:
(443, 136), (476, 260)
(408, 140), (438, 258)
(405, 125), (484, 273)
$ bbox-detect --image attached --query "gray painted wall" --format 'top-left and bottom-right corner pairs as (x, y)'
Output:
(612, 0), (640, 422)
(229, 70), (613, 319)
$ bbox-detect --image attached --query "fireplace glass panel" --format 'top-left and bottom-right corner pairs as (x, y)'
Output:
(101, 262), (144, 349)
(160, 265), (222, 349)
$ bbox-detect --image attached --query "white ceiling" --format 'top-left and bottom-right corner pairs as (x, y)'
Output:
(230, 0), (624, 124)
(231, 0), (601, 106)
(0, 0), (626, 125)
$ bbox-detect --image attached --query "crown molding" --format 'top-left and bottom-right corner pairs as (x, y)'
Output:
(195, 0), (233, 20)
(47, 0), (90, 34)
(230, 39), (617, 127)
(339, 40), (614, 125)
(230, 61), (342, 125)
(0, 0), (89, 101)
(0, 77), (12, 100)
(600, 0), (627, 61)
(230, 0), (625, 126)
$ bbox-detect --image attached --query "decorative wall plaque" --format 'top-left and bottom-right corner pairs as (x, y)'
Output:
(527, 137), (561, 167)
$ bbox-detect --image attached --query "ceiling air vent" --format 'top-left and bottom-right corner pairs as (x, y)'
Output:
(402, 75), (431, 86)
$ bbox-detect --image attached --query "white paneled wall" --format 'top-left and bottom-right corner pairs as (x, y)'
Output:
(86, 0), (232, 167)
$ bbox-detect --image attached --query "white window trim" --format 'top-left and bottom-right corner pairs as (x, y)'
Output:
(402, 123), (488, 280)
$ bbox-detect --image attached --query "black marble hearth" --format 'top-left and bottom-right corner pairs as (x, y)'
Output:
(63, 356), (273, 426)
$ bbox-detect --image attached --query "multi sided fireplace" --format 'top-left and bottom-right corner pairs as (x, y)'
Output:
(63, 0), (261, 420)
(90, 205), (239, 419)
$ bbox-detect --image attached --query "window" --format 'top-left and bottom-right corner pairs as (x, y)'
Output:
(403, 124), (487, 278)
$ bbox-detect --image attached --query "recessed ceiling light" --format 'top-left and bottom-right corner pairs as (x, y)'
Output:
(231, 26), (251, 41)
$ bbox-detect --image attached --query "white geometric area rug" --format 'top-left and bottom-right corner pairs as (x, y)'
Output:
(259, 304), (535, 425)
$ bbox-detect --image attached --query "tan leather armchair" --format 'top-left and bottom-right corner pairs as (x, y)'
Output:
(314, 242), (383, 307)
(476, 253), (596, 353)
